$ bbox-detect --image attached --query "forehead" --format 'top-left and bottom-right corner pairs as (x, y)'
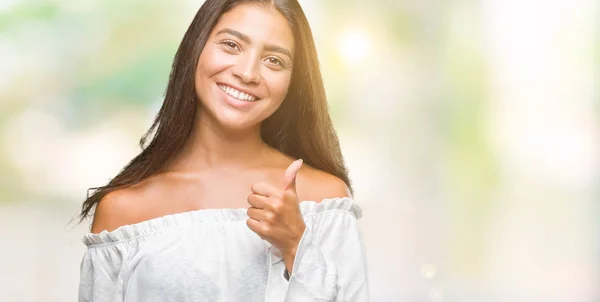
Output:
(213, 3), (294, 53)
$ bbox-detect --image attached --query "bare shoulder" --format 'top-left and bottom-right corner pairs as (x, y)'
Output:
(90, 176), (165, 234)
(296, 163), (353, 203)
(90, 186), (143, 234)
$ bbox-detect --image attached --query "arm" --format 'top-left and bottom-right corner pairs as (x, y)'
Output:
(245, 163), (369, 301)
(79, 244), (127, 302)
(80, 191), (137, 301)
(265, 198), (369, 302)
(281, 171), (354, 275)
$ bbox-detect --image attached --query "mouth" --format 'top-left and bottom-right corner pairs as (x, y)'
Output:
(217, 83), (259, 102)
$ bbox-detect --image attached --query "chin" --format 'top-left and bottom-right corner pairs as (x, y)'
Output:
(216, 113), (262, 131)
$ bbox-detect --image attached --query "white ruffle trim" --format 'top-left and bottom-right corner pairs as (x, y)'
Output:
(82, 197), (362, 247)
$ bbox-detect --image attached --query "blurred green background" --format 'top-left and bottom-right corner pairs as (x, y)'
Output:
(0, 0), (598, 301)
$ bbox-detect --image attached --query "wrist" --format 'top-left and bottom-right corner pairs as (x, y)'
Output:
(283, 223), (306, 272)
(282, 246), (297, 272)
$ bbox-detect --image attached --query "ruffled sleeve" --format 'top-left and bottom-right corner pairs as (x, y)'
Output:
(265, 197), (369, 301)
(79, 241), (130, 302)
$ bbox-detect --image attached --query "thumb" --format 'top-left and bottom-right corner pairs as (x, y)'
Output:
(282, 159), (303, 191)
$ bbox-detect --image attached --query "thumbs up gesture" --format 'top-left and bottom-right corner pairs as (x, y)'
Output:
(246, 159), (306, 272)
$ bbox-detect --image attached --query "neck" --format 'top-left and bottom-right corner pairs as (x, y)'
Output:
(168, 113), (272, 173)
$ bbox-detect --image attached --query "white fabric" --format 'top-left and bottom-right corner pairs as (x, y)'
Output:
(78, 197), (369, 302)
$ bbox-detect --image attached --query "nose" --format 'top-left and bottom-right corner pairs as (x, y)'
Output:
(232, 52), (261, 84)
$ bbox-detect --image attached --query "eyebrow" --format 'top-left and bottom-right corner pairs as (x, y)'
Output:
(216, 28), (293, 60)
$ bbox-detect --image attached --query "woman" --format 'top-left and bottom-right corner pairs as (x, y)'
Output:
(78, 0), (368, 301)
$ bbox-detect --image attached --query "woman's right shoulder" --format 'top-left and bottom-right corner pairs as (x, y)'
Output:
(90, 177), (164, 234)
(90, 187), (143, 234)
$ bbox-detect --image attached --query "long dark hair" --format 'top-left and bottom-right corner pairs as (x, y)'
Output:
(79, 0), (352, 221)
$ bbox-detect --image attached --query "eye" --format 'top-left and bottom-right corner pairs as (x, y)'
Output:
(221, 40), (240, 51)
(265, 56), (283, 66)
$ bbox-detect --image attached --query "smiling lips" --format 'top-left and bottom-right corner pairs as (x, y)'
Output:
(218, 84), (259, 102)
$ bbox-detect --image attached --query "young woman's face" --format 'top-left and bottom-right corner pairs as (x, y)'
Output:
(195, 3), (294, 131)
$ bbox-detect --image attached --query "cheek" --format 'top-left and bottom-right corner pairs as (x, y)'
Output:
(265, 73), (292, 105)
(196, 46), (229, 79)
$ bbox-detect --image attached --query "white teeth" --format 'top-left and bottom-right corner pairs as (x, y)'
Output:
(240, 92), (251, 101)
(219, 84), (257, 102)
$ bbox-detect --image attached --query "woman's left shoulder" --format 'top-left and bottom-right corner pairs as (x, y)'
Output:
(296, 164), (352, 203)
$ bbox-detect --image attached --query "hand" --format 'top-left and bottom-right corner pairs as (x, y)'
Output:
(246, 159), (306, 272)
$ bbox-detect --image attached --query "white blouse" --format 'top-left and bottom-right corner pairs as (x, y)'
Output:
(79, 197), (369, 301)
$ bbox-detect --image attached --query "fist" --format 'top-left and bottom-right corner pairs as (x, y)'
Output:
(246, 159), (306, 270)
